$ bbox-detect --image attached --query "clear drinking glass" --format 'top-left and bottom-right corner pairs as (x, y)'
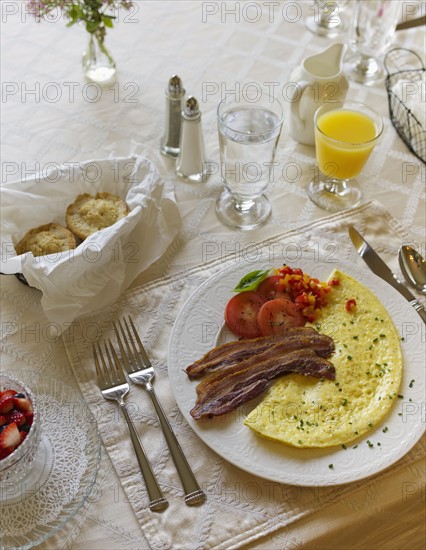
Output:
(305, 0), (349, 38)
(344, 0), (402, 85)
(308, 100), (383, 212)
(216, 92), (284, 230)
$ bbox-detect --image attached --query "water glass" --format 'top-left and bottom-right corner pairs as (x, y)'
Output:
(216, 92), (284, 230)
(305, 0), (349, 38)
(344, 0), (402, 85)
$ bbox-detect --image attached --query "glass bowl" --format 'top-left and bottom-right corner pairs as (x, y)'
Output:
(0, 374), (101, 549)
(0, 374), (42, 486)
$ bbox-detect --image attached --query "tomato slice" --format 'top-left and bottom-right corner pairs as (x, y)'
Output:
(225, 291), (267, 339)
(257, 276), (288, 300)
(257, 298), (305, 337)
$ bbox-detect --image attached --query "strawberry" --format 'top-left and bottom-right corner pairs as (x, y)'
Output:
(0, 422), (20, 450)
(1, 390), (16, 399)
(13, 396), (33, 413)
(25, 411), (34, 426)
(0, 396), (14, 414)
(8, 410), (25, 427)
(0, 387), (35, 461)
(0, 447), (13, 460)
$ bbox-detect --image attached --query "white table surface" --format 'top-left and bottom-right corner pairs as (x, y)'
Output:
(1, 1), (425, 548)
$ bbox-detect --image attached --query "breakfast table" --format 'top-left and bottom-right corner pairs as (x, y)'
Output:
(1, 1), (425, 549)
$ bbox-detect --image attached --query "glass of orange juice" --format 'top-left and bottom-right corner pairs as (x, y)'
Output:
(308, 100), (383, 212)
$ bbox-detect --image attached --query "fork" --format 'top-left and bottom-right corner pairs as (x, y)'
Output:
(114, 316), (206, 506)
(93, 340), (169, 512)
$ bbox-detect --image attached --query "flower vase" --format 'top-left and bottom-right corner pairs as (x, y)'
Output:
(82, 33), (116, 84)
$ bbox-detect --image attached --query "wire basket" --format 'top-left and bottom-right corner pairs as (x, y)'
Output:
(384, 48), (425, 164)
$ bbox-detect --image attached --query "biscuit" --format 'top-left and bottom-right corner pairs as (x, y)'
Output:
(66, 192), (129, 240)
(15, 223), (77, 257)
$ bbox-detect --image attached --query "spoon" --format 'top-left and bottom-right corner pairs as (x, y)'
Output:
(398, 245), (426, 294)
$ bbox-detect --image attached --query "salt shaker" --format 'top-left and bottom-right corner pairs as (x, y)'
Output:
(160, 75), (185, 158)
(176, 96), (208, 183)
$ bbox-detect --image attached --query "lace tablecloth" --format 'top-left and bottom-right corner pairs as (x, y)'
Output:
(1, 1), (425, 548)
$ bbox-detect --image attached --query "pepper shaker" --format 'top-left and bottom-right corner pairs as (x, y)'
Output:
(176, 96), (208, 183)
(160, 75), (185, 158)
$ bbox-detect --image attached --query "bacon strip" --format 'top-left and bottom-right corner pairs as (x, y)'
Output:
(190, 349), (335, 420)
(194, 332), (334, 396)
(186, 326), (324, 379)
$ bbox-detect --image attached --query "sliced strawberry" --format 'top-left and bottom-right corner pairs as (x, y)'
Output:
(24, 411), (34, 426)
(8, 410), (25, 427)
(0, 422), (20, 450)
(13, 396), (33, 413)
(0, 396), (14, 414)
(19, 431), (27, 444)
(0, 447), (13, 460)
(0, 415), (7, 427)
(1, 390), (16, 399)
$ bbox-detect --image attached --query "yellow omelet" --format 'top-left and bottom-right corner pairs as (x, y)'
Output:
(243, 269), (403, 448)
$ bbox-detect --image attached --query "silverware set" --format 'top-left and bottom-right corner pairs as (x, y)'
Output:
(93, 316), (205, 512)
(348, 226), (426, 323)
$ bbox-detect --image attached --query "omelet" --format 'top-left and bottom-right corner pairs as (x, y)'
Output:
(243, 269), (403, 448)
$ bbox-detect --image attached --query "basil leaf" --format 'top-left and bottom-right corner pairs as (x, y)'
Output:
(233, 269), (270, 292)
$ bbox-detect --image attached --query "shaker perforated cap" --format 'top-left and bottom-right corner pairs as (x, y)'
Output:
(183, 96), (200, 118)
(167, 75), (184, 96)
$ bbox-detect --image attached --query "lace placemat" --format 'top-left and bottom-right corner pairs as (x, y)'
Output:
(64, 200), (425, 549)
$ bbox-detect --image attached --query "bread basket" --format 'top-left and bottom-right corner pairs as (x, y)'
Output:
(384, 47), (425, 164)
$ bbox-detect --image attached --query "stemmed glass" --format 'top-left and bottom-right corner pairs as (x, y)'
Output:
(216, 92), (284, 230)
(344, 0), (402, 85)
(308, 100), (383, 213)
(305, 0), (349, 38)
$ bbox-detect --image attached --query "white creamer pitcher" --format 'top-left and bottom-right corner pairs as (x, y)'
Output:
(288, 43), (349, 145)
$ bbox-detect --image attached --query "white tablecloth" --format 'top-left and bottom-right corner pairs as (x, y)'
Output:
(1, 1), (425, 548)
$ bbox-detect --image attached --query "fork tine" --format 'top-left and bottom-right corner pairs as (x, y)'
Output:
(114, 319), (135, 373)
(96, 341), (113, 386)
(107, 340), (127, 384)
(93, 343), (106, 387)
(123, 317), (140, 364)
(128, 316), (152, 367)
(101, 342), (116, 386)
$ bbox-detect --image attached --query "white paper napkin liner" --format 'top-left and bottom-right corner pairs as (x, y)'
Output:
(0, 155), (182, 326)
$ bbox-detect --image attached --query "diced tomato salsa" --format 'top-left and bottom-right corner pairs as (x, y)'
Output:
(274, 265), (334, 322)
(345, 298), (357, 312)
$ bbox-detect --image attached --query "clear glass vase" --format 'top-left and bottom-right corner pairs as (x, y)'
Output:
(82, 33), (116, 84)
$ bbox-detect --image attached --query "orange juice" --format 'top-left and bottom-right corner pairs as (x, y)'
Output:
(315, 109), (378, 179)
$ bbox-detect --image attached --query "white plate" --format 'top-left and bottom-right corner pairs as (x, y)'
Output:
(168, 255), (425, 486)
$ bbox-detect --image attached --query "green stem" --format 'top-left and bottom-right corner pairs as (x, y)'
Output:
(94, 33), (115, 66)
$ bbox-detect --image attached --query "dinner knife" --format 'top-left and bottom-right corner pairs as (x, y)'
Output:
(396, 15), (426, 31)
(348, 226), (426, 323)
